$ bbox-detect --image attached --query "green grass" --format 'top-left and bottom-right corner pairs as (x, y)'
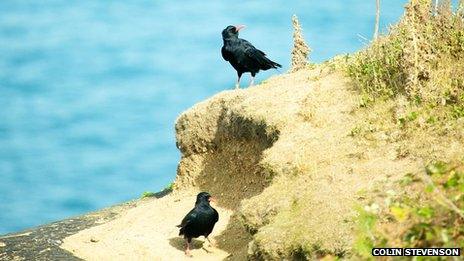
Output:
(352, 160), (464, 258)
(140, 191), (157, 198)
(140, 182), (175, 199)
(347, 0), (464, 109)
(353, 206), (378, 259)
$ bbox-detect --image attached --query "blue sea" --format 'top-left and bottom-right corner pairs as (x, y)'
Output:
(0, 0), (410, 235)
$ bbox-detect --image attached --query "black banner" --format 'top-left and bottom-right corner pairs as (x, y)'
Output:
(372, 248), (461, 256)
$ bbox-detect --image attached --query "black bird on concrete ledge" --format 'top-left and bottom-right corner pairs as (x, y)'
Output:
(221, 25), (281, 89)
(177, 192), (219, 256)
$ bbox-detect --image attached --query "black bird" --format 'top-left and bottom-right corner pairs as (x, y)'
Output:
(221, 25), (281, 89)
(177, 192), (219, 256)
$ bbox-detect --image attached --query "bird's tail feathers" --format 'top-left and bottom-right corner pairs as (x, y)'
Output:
(261, 57), (281, 70)
(178, 225), (185, 236)
(271, 61), (282, 68)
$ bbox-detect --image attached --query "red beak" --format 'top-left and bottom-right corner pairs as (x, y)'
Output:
(235, 24), (246, 32)
(209, 197), (216, 203)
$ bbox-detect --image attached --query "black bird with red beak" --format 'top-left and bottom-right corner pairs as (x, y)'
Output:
(177, 192), (219, 256)
(221, 25), (281, 89)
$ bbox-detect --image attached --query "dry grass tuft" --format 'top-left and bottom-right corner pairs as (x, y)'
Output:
(291, 15), (312, 72)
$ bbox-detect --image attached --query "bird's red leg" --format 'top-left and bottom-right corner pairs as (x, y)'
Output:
(249, 76), (255, 86)
(236, 75), (241, 89)
(185, 239), (192, 257)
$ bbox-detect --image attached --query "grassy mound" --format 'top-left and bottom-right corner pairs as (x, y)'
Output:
(173, 65), (421, 259)
(346, 0), (464, 258)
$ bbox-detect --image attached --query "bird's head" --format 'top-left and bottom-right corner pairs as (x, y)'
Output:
(195, 192), (215, 205)
(222, 25), (245, 39)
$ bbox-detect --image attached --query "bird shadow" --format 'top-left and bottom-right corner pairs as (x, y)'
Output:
(169, 237), (204, 252)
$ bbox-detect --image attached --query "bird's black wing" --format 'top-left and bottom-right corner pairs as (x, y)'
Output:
(177, 208), (199, 236)
(242, 39), (281, 69)
(177, 208), (197, 228)
(242, 39), (266, 56)
(221, 46), (232, 61)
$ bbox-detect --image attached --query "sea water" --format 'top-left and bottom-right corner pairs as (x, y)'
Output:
(0, 0), (409, 234)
